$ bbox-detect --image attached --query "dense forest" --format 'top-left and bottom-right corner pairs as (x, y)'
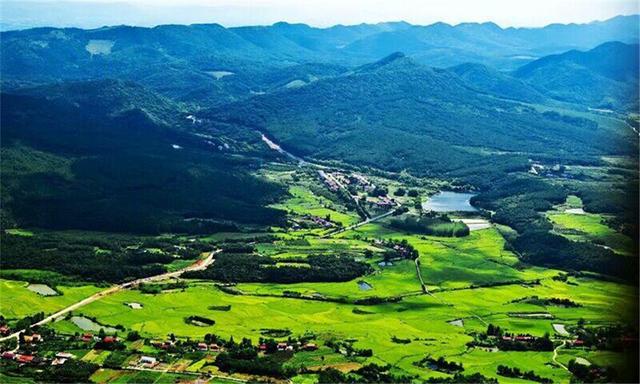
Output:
(184, 252), (372, 283)
(0, 81), (287, 234)
(0, 231), (210, 283)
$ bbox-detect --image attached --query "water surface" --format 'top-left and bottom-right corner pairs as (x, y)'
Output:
(423, 191), (477, 212)
(70, 316), (118, 333)
(27, 284), (58, 296)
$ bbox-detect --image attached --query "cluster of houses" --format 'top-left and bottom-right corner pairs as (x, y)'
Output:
(2, 351), (74, 367)
(150, 338), (222, 352)
(528, 162), (569, 178)
(79, 333), (119, 344)
(349, 173), (371, 187)
(196, 342), (222, 352)
(305, 215), (334, 228)
(500, 334), (535, 342)
(291, 214), (335, 230)
(374, 196), (397, 208)
(318, 170), (340, 192)
(258, 341), (318, 352)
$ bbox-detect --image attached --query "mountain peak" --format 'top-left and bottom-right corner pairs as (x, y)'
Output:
(355, 51), (412, 73)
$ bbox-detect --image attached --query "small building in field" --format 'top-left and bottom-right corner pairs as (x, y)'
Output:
(197, 343), (208, 351)
(140, 356), (157, 366)
(209, 344), (221, 352)
(2, 352), (15, 360)
(23, 334), (42, 343)
(51, 358), (67, 366)
(303, 343), (318, 351)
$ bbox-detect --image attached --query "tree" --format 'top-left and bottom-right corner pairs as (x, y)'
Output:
(394, 188), (406, 196)
(126, 331), (140, 341)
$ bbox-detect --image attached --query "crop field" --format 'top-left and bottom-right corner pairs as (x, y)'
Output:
(89, 368), (196, 384)
(46, 233), (634, 384)
(1, 163), (637, 384)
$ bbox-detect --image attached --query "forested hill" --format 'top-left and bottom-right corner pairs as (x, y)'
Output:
(514, 41), (640, 110)
(206, 52), (635, 177)
(449, 62), (546, 103)
(2, 16), (637, 108)
(0, 80), (287, 234)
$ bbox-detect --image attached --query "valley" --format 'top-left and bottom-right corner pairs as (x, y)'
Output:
(0, 12), (638, 384)
(1, 148), (637, 383)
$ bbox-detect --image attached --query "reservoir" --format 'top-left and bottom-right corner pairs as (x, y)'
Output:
(423, 191), (477, 212)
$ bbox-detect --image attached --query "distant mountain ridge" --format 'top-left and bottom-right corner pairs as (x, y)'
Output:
(1, 15), (637, 79)
(514, 41), (639, 109)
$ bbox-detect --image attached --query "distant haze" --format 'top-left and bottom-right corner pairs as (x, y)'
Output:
(1, 0), (639, 31)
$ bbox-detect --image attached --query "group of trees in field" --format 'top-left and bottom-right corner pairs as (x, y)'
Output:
(184, 252), (372, 283)
(318, 364), (414, 383)
(496, 365), (552, 383)
(414, 356), (464, 373)
(389, 214), (469, 237)
(214, 337), (293, 377)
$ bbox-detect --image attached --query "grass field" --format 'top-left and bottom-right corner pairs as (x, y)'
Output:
(0, 279), (102, 319)
(548, 212), (635, 256)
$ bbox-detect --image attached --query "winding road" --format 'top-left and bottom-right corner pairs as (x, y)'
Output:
(0, 249), (220, 343)
(552, 340), (569, 371)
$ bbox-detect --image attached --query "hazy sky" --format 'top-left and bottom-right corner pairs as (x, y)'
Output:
(4, 0), (640, 29)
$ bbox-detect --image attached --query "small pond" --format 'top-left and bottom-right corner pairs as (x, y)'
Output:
(423, 191), (477, 212)
(27, 284), (58, 296)
(70, 316), (118, 333)
(357, 281), (373, 291)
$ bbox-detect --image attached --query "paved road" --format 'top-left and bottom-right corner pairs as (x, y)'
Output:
(321, 207), (399, 238)
(0, 250), (220, 343)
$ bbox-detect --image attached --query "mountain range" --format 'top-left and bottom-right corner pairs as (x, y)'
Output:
(1, 16), (638, 234)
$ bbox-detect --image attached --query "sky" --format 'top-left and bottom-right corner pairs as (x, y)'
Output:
(2, 0), (639, 30)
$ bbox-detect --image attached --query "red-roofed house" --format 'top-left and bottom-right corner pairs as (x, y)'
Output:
(16, 354), (35, 364)
(81, 333), (93, 342)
